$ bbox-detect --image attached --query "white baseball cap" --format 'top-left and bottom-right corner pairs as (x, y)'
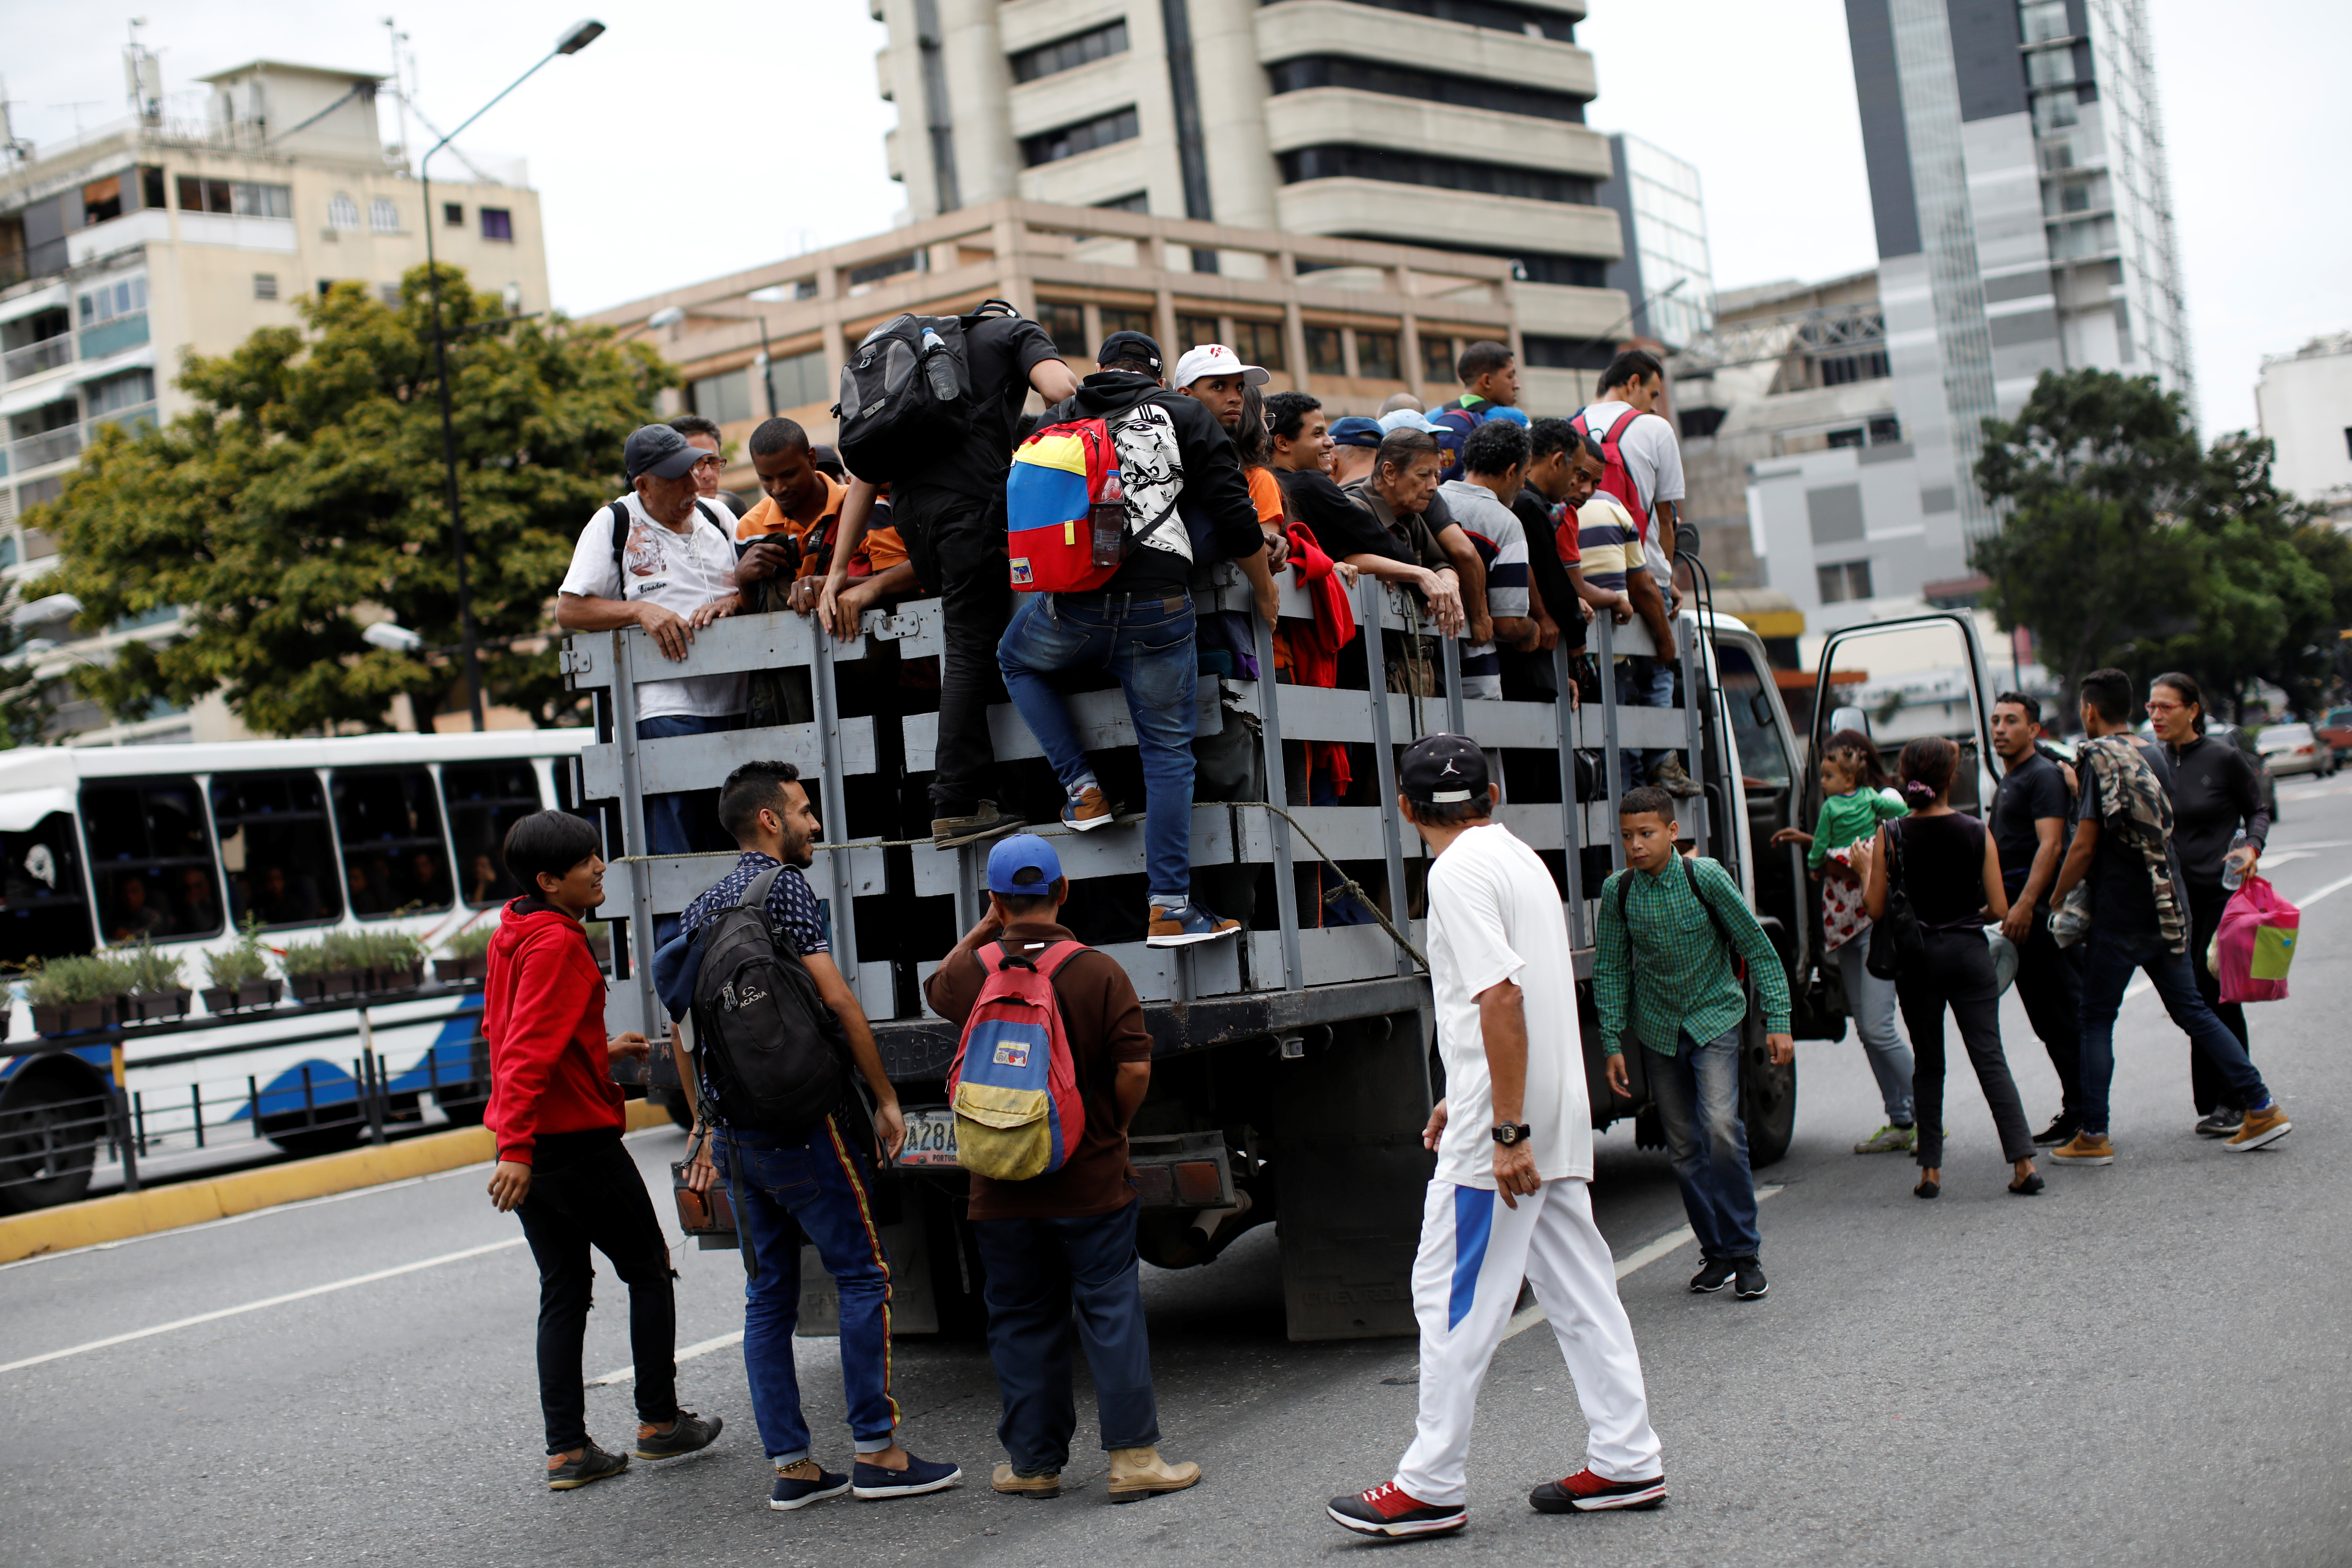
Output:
(1172, 343), (1270, 389)
(1377, 407), (1442, 434)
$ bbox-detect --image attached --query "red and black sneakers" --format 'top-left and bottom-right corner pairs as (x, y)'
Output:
(1529, 1467), (1668, 1513)
(1326, 1481), (1468, 1537)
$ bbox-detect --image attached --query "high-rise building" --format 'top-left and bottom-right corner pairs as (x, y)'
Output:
(1595, 132), (1714, 350)
(1843, 0), (2190, 572)
(2256, 332), (2352, 521)
(867, 0), (1638, 401)
(0, 55), (550, 743)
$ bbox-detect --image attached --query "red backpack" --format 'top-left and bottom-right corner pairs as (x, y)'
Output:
(1005, 418), (1124, 593)
(945, 940), (1089, 1181)
(1570, 405), (1652, 540)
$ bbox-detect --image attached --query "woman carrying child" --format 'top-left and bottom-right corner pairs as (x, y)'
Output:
(1774, 730), (1915, 1155)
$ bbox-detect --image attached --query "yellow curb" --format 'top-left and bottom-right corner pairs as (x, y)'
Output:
(0, 1098), (678, 1266)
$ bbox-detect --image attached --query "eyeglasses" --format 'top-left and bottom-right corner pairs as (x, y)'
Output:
(2145, 700), (2183, 715)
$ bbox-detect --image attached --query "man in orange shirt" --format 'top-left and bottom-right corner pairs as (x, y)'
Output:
(733, 417), (915, 631)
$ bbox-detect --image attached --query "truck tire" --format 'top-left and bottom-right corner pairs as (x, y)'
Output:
(0, 1057), (108, 1213)
(1740, 1010), (1797, 1169)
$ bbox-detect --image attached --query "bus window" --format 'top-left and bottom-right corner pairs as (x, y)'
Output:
(2, 813), (98, 962)
(331, 768), (454, 918)
(211, 771), (343, 929)
(443, 763), (542, 907)
(1717, 643), (1794, 790)
(549, 754), (620, 855)
(79, 777), (226, 943)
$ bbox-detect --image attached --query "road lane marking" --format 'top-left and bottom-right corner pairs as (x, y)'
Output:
(588, 1329), (746, 1388)
(2296, 871), (2352, 907)
(1499, 1184), (1784, 1344)
(0, 1237), (527, 1376)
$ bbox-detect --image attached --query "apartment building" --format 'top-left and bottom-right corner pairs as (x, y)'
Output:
(2255, 333), (2352, 522)
(867, 0), (1634, 408)
(0, 56), (550, 743)
(1844, 0), (2190, 575)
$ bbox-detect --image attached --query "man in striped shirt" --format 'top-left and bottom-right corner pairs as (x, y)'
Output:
(1436, 421), (1547, 701)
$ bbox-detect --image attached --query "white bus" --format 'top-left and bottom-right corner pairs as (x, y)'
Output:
(0, 728), (600, 1211)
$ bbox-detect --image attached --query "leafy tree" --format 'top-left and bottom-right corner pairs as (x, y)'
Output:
(31, 265), (675, 735)
(0, 590), (53, 748)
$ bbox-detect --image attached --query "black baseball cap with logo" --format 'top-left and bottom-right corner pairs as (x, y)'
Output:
(624, 423), (709, 481)
(1096, 330), (1164, 375)
(1400, 733), (1490, 806)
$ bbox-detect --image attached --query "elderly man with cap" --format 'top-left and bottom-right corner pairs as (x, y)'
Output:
(998, 331), (1277, 947)
(1329, 736), (1665, 1540)
(556, 423), (748, 860)
(1329, 415), (1385, 488)
(926, 834), (1203, 1503)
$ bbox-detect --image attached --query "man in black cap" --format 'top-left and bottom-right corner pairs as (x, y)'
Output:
(997, 331), (1278, 946)
(557, 423), (748, 859)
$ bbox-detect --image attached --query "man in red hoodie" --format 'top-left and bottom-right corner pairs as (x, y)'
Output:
(484, 811), (722, 1489)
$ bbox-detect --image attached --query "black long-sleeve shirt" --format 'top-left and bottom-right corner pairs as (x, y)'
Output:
(2162, 733), (2270, 887)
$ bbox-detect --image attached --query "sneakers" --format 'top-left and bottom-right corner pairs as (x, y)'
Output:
(852, 1451), (962, 1499)
(1061, 786), (1120, 833)
(2049, 1132), (2115, 1165)
(771, 1465), (851, 1511)
(2195, 1108), (2245, 1138)
(633, 1409), (721, 1460)
(1854, 1124), (1916, 1155)
(1732, 1257), (1768, 1300)
(1107, 1445), (1202, 1501)
(2224, 1100), (2291, 1152)
(931, 800), (1022, 848)
(1327, 1481), (1466, 1538)
(1529, 1467), (1668, 1514)
(1688, 1258), (1736, 1294)
(546, 1441), (629, 1491)
(990, 1463), (1062, 1500)
(1649, 757), (1704, 798)
(2032, 1113), (2081, 1148)
(1146, 901), (1241, 947)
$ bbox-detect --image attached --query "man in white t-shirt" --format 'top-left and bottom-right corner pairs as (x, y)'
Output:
(556, 423), (749, 859)
(1328, 735), (1664, 1541)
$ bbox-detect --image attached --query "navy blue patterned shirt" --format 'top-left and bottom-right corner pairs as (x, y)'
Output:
(678, 851), (829, 957)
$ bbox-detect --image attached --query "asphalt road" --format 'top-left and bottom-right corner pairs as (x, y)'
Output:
(7, 781), (2352, 1568)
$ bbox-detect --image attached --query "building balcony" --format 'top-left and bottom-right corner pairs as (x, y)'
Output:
(78, 312), (150, 361)
(2, 334), (72, 384)
(1274, 178), (1622, 264)
(1262, 87), (1612, 180)
(1256, 1), (1597, 99)
(8, 424), (83, 473)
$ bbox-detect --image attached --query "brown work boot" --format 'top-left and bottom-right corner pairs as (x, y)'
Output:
(932, 799), (1023, 848)
(2048, 1131), (2115, 1165)
(2224, 1100), (2291, 1152)
(991, 1463), (1063, 1499)
(1061, 786), (1120, 833)
(1107, 1446), (1201, 1501)
(1146, 902), (1241, 948)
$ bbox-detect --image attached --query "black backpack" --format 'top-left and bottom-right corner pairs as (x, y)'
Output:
(688, 867), (847, 1135)
(832, 300), (1017, 481)
(608, 497), (732, 579)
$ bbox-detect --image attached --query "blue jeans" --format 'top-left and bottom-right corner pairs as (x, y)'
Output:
(2077, 926), (2270, 1136)
(973, 1200), (1161, 1472)
(715, 1118), (898, 1466)
(1644, 1028), (1761, 1261)
(1831, 934), (1914, 1124)
(638, 713), (744, 859)
(999, 592), (1199, 904)
(1613, 656), (1675, 791)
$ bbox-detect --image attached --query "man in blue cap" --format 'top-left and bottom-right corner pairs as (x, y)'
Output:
(557, 423), (747, 860)
(925, 835), (1202, 1503)
(1328, 415), (1386, 489)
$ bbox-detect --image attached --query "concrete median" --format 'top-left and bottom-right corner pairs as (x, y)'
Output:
(0, 1099), (678, 1265)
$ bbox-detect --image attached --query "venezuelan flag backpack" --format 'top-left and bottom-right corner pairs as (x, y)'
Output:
(946, 940), (1088, 1181)
(1005, 418), (1125, 593)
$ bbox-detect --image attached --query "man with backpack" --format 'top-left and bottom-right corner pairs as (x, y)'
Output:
(1429, 340), (1521, 480)
(996, 330), (1277, 947)
(924, 834), (1202, 1503)
(556, 423), (747, 858)
(1596, 786), (1794, 1302)
(818, 303), (1081, 848)
(668, 761), (962, 1511)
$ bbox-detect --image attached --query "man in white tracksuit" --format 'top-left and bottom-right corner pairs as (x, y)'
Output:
(1327, 733), (1665, 1539)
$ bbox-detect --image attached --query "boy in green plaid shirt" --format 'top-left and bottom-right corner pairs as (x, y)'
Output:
(1596, 787), (1793, 1301)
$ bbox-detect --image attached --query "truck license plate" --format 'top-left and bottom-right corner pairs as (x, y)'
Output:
(893, 1108), (959, 1168)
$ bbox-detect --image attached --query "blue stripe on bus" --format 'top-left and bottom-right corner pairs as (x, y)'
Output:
(232, 996), (484, 1119)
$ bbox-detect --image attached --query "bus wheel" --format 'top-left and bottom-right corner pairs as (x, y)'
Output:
(1740, 1013), (1797, 1169)
(0, 1060), (108, 1213)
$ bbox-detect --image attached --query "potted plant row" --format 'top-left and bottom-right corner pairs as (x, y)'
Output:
(26, 952), (135, 1036)
(280, 931), (428, 1001)
(200, 919), (282, 1014)
(434, 924), (495, 985)
(119, 940), (191, 1022)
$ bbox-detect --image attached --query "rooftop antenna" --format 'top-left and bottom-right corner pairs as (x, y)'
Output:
(382, 17), (412, 165)
(124, 17), (163, 126)
(0, 78), (32, 165)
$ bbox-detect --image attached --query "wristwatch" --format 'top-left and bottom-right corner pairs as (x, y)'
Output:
(1491, 1122), (1533, 1147)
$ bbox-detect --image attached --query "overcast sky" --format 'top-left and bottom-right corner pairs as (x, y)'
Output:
(6, 0), (2344, 438)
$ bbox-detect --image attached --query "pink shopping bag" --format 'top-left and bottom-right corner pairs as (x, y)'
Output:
(2214, 875), (2299, 1004)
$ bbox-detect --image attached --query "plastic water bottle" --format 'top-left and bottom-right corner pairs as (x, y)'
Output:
(1090, 468), (1127, 567)
(919, 327), (960, 405)
(2222, 830), (2252, 891)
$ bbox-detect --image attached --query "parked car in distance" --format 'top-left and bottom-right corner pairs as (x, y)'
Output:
(2315, 706), (2352, 763)
(2256, 721), (2336, 780)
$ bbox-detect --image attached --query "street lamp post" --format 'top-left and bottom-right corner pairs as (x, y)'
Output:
(420, 18), (604, 731)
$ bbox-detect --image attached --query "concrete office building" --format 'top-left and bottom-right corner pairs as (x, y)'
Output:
(1842, 0), (2191, 576)
(2255, 332), (2352, 521)
(0, 54), (550, 743)
(1595, 132), (1714, 351)
(868, 0), (1634, 407)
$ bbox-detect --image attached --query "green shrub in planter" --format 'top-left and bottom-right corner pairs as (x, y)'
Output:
(442, 924), (496, 961)
(26, 951), (136, 1033)
(206, 917), (270, 987)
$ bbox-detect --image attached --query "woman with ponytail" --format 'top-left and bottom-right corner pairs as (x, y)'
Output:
(1863, 735), (2043, 1198)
